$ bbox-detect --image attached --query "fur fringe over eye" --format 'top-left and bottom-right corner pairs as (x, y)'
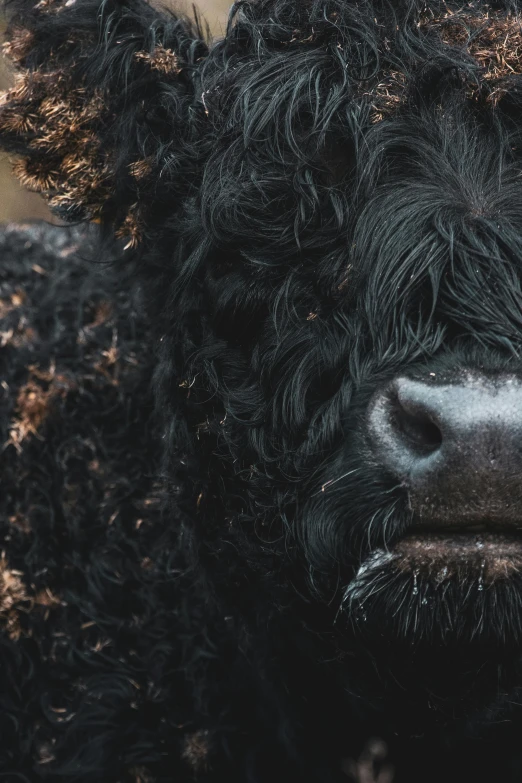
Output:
(0, 0), (208, 247)
(3, 0), (522, 257)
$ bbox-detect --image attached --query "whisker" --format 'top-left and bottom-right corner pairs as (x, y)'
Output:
(313, 468), (358, 496)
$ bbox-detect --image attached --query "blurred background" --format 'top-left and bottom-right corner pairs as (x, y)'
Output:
(0, 0), (230, 222)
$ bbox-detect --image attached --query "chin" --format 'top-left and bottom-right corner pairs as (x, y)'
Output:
(332, 527), (522, 728)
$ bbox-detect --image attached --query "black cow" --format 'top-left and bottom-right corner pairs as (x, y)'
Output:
(1, 1), (522, 780)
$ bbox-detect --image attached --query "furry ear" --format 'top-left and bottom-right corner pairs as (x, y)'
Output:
(0, 0), (208, 248)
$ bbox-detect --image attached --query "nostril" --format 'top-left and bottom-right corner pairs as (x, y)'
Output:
(368, 379), (449, 479)
(392, 399), (443, 456)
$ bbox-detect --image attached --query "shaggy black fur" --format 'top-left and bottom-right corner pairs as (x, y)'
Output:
(5, 0), (522, 780)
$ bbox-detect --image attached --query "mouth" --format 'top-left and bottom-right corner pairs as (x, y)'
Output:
(341, 520), (522, 657)
(391, 529), (522, 583)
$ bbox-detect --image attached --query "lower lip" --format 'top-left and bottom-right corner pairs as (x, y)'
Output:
(391, 532), (522, 581)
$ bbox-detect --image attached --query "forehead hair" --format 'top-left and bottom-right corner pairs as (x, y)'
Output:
(354, 101), (522, 271)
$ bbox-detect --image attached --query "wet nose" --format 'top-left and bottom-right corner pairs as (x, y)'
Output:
(368, 374), (522, 519)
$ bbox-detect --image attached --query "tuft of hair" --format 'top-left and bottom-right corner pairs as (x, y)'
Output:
(0, 0), (208, 248)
